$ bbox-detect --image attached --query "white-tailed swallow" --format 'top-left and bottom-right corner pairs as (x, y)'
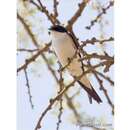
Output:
(49, 25), (102, 103)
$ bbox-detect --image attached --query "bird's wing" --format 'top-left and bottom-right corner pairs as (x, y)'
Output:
(67, 32), (102, 104)
(67, 32), (84, 72)
(67, 32), (79, 49)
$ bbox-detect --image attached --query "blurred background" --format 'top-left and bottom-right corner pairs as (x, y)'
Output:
(17, 0), (114, 130)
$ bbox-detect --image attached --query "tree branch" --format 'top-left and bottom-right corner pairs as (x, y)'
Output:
(17, 48), (38, 52)
(34, 62), (111, 130)
(92, 69), (114, 115)
(86, 1), (114, 30)
(81, 37), (114, 47)
(17, 13), (58, 83)
(53, 0), (59, 24)
(66, 0), (90, 30)
(24, 68), (34, 109)
(94, 70), (114, 86)
(30, 0), (59, 25)
(17, 43), (51, 72)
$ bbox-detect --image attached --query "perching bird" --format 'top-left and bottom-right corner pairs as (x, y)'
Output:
(49, 25), (102, 103)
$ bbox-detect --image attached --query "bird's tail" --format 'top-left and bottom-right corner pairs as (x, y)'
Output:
(78, 76), (102, 104)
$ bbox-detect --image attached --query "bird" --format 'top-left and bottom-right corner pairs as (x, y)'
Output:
(49, 25), (102, 104)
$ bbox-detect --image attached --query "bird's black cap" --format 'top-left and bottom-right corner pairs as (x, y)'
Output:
(49, 25), (67, 33)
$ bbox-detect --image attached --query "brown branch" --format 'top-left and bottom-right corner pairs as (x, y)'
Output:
(17, 48), (38, 52)
(17, 13), (59, 83)
(86, 54), (113, 71)
(17, 43), (51, 72)
(94, 0), (105, 39)
(43, 54), (59, 83)
(18, 13), (64, 129)
(81, 37), (114, 47)
(56, 65), (64, 130)
(80, 50), (114, 73)
(17, 13), (39, 47)
(53, 0), (59, 24)
(31, 0), (55, 25)
(65, 94), (106, 130)
(79, 123), (106, 130)
(34, 74), (81, 130)
(29, 0), (60, 25)
(56, 99), (63, 130)
(84, 59), (114, 86)
(66, 0), (90, 30)
(24, 69), (34, 109)
(65, 94), (80, 120)
(92, 70), (114, 115)
(34, 62), (110, 130)
(80, 53), (114, 61)
(94, 70), (114, 86)
(53, 0), (58, 17)
(86, 1), (114, 30)
(84, 60), (112, 70)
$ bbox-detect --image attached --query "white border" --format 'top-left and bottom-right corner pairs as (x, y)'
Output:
(0, 0), (16, 130)
(115, 0), (130, 130)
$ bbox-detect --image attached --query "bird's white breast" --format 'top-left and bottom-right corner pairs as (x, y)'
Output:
(51, 32), (75, 65)
(51, 31), (83, 76)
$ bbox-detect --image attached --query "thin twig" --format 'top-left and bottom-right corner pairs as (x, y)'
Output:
(56, 99), (63, 130)
(53, 0), (59, 24)
(80, 53), (113, 61)
(34, 62), (111, 130)
(65, 94), (80, 120)
(17, 48), (38, 52)
(56, 64), (64, 130)
(81, 37), (114, 47)
(94, 70), (114, 86)
(92, 70), (114, 115)
(66, 0), (90, 30)
(65, 94), (106, 130)
(17, 13), (39, 47)
(17, 13), (58, 83)
(17, 43), (51, 72)
(86, 1), (114, 30)
(30, 0), (59, 25)
(24, 69), (34, 109)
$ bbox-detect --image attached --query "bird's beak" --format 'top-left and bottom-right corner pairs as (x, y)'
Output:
(48, 28), (51, 30)
(48, 26), (53, 31)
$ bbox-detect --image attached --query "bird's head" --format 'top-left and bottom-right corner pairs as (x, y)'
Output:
(49, 25), (68, 39)
(49, 25), (67, 33)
